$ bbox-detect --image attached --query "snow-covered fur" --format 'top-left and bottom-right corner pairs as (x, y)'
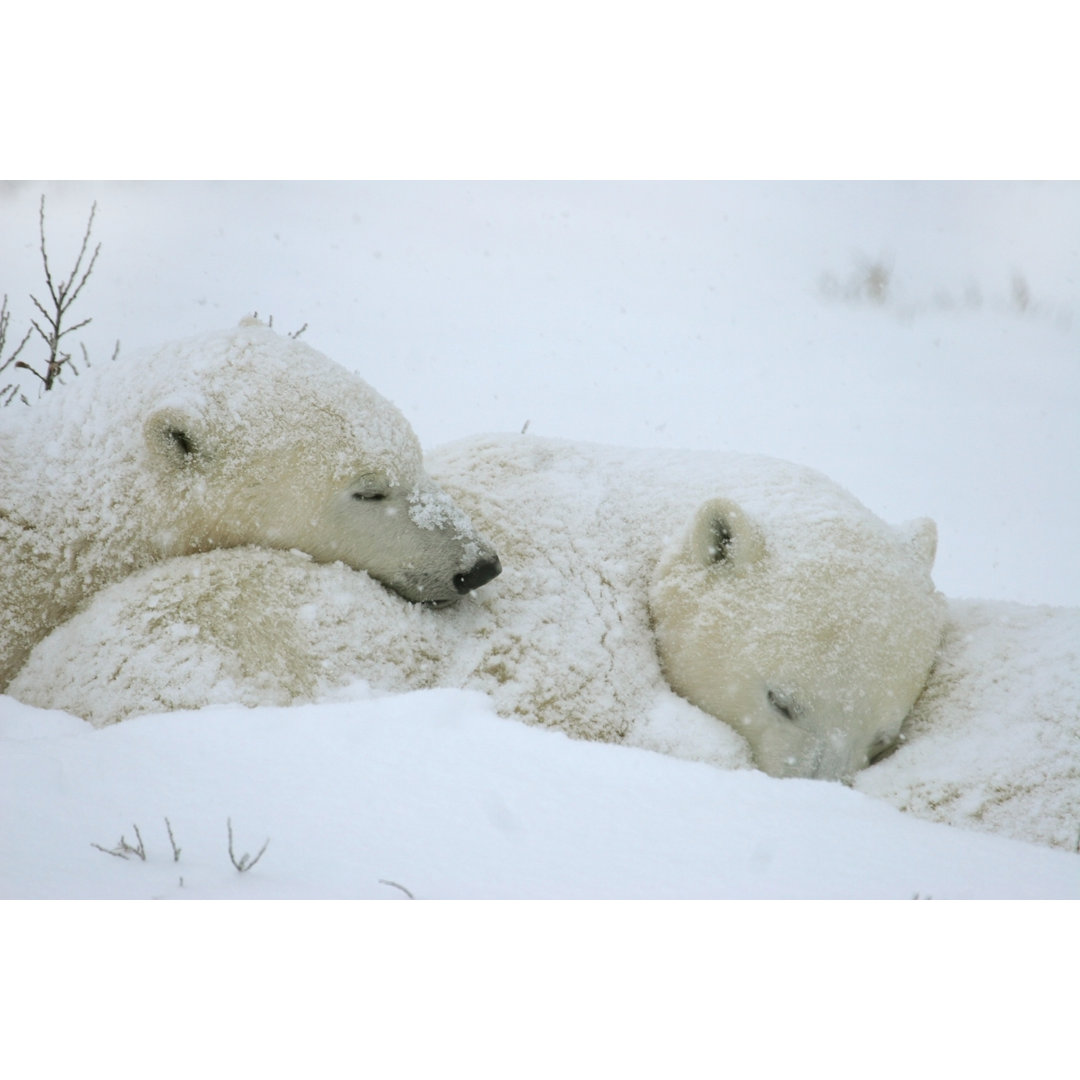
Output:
(8, 547), (450, 722)
(0, 322), (498, 689)
(650, 493), (944, 779)
(854, 598), (1080, 852)
(438, 436), (945, 780)
(10, 434), (945, 782)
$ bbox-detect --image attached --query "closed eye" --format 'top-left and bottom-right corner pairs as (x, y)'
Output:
(352, 491), (387, 501)
(767, 689), (800, 722)
(867, 733), (899, 765)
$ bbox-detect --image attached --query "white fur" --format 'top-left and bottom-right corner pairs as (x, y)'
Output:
(11, 435), (944, 782)
(0, 323), (497, 689)
(650, 496), (945, 779)
(853, 598), (1080, 851)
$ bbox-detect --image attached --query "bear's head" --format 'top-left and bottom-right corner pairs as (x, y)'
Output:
(649, 495), (945, 781)
(140, 325), (500, 606)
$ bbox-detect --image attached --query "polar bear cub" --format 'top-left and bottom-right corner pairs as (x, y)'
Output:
(650, 494), (944, 779)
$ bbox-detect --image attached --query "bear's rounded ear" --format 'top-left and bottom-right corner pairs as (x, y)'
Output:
(690, 497), (765, 569)
(901, 517), (938, 568)
(144, 406), (211, 468)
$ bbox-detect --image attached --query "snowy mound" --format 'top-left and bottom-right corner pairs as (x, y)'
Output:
(2, 692), (1077, 900)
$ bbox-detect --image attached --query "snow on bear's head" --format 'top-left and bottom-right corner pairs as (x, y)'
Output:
(135, 321), (501, 606)
(650, 492), (945, 781)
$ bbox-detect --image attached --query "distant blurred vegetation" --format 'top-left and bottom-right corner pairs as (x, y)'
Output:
(818, 253), (1071, 332)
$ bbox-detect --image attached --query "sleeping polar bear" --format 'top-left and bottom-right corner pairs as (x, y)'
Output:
(0, 322), (500, 691)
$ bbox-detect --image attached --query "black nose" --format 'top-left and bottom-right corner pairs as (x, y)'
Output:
(453, 555), (502, 594)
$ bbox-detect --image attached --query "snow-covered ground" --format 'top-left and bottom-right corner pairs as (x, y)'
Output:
(2, 182), (1078, 909)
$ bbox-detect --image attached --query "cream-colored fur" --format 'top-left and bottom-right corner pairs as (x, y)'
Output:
(650, 497), (944, 779)
(11, 435), (945, 783)
(0, 322), (497, 689)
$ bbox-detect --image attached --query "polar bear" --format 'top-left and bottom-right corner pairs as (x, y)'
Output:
(8, 434), (945, 782)
(0, 322), (499, 689)
(649, 492), (944, 779)
(434, 436), (945, 780)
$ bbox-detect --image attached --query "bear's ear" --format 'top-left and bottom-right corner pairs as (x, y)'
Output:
(144, 406), (211, 468)
(901, 517), (938, 568)
(690, 497), (765, 569)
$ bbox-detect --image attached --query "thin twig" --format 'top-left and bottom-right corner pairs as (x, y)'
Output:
(227, 818), (270, 872)
(0, 294), (32, 379)
(125, 824), (146, 861)
(378, 879), (416, 899)
(39, 195), (100, 317)
(91, 842), (131, 860)
(13, 196), (102, 392)
(165, 817), (181, 862)
(91, 823), (147, 861)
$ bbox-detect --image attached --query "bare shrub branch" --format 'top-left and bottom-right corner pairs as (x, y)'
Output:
(227, 818), (270, 872)
(165, 817), (182, 862)
(6, 196), (113, 399)
(91, 823), (147, 861)
(0, 294), (32, 393)
(90, 841), (131, 860)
